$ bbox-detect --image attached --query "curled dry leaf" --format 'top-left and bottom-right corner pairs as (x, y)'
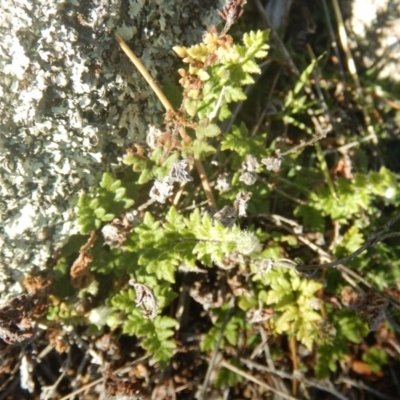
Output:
(102, 210), (140, 248)
(218, 0), (247, 34)
(70, 230), (96, 288)
(332, 154), (353, 179)
(212, 205), (237, 227)
(261, 155), (282, 172)
(234, 190), (252, 217)
(212, 190), (252, 227)
(169, 159), (193, 184)
(149, 179), (174, 204)
(129, 280), (159, 319)
(242, 154), (260, 172)
(239, 171), (257, 186)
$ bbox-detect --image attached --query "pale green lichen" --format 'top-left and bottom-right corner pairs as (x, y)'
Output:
(0, 0), (221, 299)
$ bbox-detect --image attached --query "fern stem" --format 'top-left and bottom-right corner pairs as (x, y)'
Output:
(115, 34), (216, 207)
(115, 34), (173, 112)
(289, 336), (298, 396)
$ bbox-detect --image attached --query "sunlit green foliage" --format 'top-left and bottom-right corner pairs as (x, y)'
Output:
(77, 172), (135, 233)
(256, 268), (323, 350)
(47, 18), (400, 388)
(315, 308), (369, 378)
(111, 289), (177, 367)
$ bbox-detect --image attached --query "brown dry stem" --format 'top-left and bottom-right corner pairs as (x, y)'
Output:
(115, 34), (216, 208)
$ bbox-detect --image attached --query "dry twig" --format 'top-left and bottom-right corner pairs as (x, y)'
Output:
(115, 34), (216, 207)
(219, 359), (298, 400)
(200, 298), (235, 400)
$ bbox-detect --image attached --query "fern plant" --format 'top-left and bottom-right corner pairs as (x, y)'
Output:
(43, 5), (400, 395)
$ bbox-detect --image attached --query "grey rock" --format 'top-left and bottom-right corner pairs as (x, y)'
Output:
(0, 0), (220, 298)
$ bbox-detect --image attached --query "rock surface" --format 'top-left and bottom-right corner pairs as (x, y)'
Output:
(346, 0), (400, 81)
(0, 0), (219, 299)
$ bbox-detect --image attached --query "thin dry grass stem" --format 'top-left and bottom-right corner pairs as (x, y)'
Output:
(240, 358), (349, 400)
(138, 198), (157, 211)
(0, 379), (20, 400)
(1, 355), (25, 397)
(71, 352), (90, 396)
(331, 0), (378, 144)
(328, 220), (341, 252)
(193, 158), (216, 207)
(41, 351), (72, 400)
(279, 126), (328, 157)
(250, 67), (282, 138)
(305, 44), (334, 123)
(339, 377), (398, 400)
(254, 0), (299, 77)
(268, 213), (305, 231)
(58, 355), (150, 400)
(323, 133), (377, 156)
(266, 215), (356, 293)
(267, 213), (400, 310)
(172, 182), (186, 207)
(388, 364), (400, 394)
(180, 199), (210, 212)
(268, 184), (307, 205)
(174, 281), (190, 331)
(200, 298), (235, 400)
(219, 359), (298, 400)
(115, 34), (173, 112)
(388, 339), (400, 357)
(208, 85), (227, 122)
(59, 377), (103, 400)
(310, 77), (400, 111)
(288, 336), (298, 396)
(260, 328), (290, 395)
(330, 1), (360, 88)
(115, 34), (216, 208)
(317, 271), (328, 319)
(321, 0), (346, 81)
(311, 120), (338, 200)
(37, 343), (55, 361)
(169, 378), (177, 400)
(299, 229), (400, 275)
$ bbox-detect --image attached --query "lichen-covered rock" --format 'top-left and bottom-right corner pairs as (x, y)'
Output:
(0, 0), (220, 298)
(345, 0), (400, 81)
